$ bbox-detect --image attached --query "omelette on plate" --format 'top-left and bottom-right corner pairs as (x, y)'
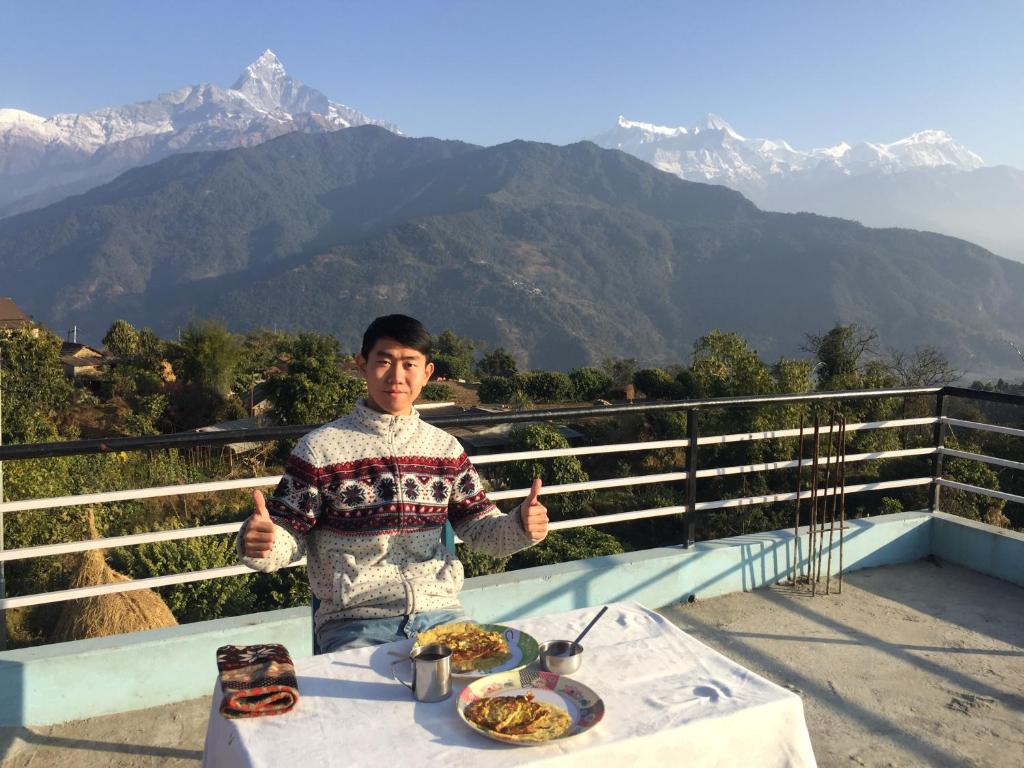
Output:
(464, 692), (572, 741)
(417, 622), (511, 673)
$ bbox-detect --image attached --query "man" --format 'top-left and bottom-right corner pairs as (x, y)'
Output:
(239, 315), (548, 652)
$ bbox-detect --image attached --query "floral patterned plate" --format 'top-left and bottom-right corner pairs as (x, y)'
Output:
(456, 668), (605, 745)
(415, 623), (540, 679)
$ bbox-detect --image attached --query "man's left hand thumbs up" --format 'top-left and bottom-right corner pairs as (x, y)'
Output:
(520, 477), (548, 541)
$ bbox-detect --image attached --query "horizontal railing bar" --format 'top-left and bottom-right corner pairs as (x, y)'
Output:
(942, 386), (1024, 407)
(942, 417), (1024, 440)
(0, 387), (946, 461)
(0, 523), (245, 563)
(469, 439), (690, 464)
(937, 479), (1024, 505)
(696, 447), (935, 478)
(548, 506), (687, 529)
(0, 560), (306, 611)
(698, 417), (936, 446)
(0, 477), (282, 515)
(488, 472), (687, 501)
(694, 477), (933, 511)
(939, 447), (1024, 473)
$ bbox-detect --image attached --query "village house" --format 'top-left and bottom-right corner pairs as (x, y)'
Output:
(0, 297), (36, 336)
(59, 341), (112, 380)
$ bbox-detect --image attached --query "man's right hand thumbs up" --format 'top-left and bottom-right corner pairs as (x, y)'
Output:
(243, 490), (276, 558)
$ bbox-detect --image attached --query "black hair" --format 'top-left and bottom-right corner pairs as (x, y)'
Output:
(360, 315), (433, 360)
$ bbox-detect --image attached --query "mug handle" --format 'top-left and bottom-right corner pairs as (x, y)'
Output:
(390, 658), (414, 691)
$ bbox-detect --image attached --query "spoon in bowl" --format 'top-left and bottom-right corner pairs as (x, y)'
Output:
(573, 605), (608, 646)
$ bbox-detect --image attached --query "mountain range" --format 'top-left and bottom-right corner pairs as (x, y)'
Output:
(5, 53), (1021, 265)
(1, 126), (1021, 376)
(0, 50), (396, 217)
(592, 116), (1024, 262)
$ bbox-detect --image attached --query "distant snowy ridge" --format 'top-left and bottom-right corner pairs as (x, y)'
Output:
(0, 50), (398, 213)
(592, 114), (985, 188)
(592, 114), (1024, 264)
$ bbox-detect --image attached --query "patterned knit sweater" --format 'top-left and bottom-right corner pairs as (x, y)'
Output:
(238, 400), (539, 630)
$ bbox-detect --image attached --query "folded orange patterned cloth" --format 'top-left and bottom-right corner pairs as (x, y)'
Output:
(217, 643), (300, 718)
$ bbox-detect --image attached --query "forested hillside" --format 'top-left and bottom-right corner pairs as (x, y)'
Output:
(2, 126), (1022, 374)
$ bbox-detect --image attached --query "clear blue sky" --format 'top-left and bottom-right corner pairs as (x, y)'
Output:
(2, 0), (1022, 166)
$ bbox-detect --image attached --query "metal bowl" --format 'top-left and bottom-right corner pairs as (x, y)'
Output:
(538, 640), (583, 674)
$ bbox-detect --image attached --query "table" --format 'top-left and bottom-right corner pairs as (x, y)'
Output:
(203, 602), (817, 767)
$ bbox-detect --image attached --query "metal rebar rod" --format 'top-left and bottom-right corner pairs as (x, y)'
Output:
(838, 414), (848, 594)
(815, 411), (836, 595)
(808, 414), (820, 586)
(825, 412), (841, 595)
(791, 413), (805, 585)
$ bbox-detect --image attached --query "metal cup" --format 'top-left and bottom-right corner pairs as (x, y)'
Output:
(538, 639), (583, 674)
(390, 643), (452, 702)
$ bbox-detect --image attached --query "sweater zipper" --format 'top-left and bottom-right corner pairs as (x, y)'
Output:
(390, 417), (415, 615)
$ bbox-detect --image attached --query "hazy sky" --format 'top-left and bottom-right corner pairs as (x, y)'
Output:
(2, 0), (1022, 166)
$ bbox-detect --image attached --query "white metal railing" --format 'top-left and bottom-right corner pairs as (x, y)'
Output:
(0, 412), (945, 611)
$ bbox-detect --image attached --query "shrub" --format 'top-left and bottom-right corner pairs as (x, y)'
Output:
(522, 371), (574, 403)
(633, 368), (678, 399)
(420, 382), (453, 401)
(570, 367), (613, 400)
(478, 375), (524, 404)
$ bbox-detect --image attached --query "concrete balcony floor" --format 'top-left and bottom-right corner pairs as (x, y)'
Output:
(2, 560), (1022, 768)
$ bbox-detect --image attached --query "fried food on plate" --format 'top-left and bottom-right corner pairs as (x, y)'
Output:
(417, 623), (511, 672)
(464, 692), (572, 741)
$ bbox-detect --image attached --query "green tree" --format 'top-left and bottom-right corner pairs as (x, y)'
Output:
(478, 375), (524, 404)
(135, 327), (165, 372)
(690, 330), (776, 397)
(569, 367), (612, 400)
(476, 347), (518, 378)
(773, 358), (812, 394)
(600, 357), (637, 389)
(102, 319), (141, 360)
(420, 382), (453, 401)
(0, 327), (75, 442)
(266, 332), (366, 425)
(521, 371), (575, 403)
(803, 324), (879, 390)
(502, 423), (592, 517)
(633, 368), (678, 399)
(432, 330), (475, 380)
(177, 319), (242, 395)
(940, 438), (1009, 526)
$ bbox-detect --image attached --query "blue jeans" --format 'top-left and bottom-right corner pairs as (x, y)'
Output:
(318, 609), (468, 654)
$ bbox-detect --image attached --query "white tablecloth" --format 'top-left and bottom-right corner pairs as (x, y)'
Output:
(203, 602), (816, 767)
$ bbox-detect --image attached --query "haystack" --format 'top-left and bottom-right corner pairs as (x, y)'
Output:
(52, 511), (178, 642)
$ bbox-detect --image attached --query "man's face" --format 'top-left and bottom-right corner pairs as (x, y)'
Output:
(356, 338), (435, 416)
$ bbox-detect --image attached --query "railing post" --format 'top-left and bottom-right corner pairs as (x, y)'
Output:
(930, 393), (947, 512)
(685, 408), (699, 547)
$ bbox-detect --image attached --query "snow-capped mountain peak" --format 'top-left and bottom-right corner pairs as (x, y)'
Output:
(699, 113), (745, 140)
(592, 115), (986, 189)
(236, 49), (287, 85)
(0, 53), (399, 213)
(0, 108), (46, 127)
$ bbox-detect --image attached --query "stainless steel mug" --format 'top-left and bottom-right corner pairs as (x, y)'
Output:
(390, 643), (452, 702)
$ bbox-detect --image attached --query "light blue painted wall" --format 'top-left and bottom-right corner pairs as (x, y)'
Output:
(461, 511), (933, 623)
(0, 510), (997, 728)
(930, 511), (1024, 587)
(0, 603), (312, 727)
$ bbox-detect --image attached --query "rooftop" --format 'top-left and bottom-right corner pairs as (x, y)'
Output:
(2, 558), (1021, 768)
(0, 297), (32, 330)
(1, 385), (1021, 766)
